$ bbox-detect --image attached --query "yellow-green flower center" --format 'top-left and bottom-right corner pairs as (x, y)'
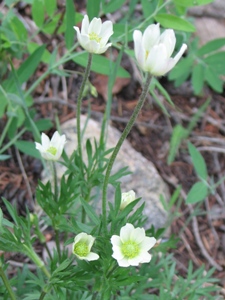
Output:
(89, 32), (101, 43)
(46, 146), (57, 156)
(74, 241), (89, 257)
(121, 240), (140, 258)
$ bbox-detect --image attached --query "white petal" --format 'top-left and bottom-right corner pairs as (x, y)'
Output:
(147, 44), (168, 75)
(159, 29), (176, 58)
(97, 43), (112, 54)
(85, 252), (99, 261)
(111, 235), (122, 247)
(81, 15), (89, 35)
(117, 257), (130, 267)
(35, 142), (45, 152)
(142, 23), (160, 51)
(51, 131), (60, 145)
(139, 252), (152, 263)
(140, 237), (156, 251)
(130, 227), (145, 244)
(99, 20), (113, 44)
(112, 247), (124, 260)
(41, 133), (50, 149)
(88, 17), (102, 35)
(127, 256), (141, 266)
(120, 223), (134, 243)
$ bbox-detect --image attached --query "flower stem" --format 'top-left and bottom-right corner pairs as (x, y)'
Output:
(76, 53), (93, 174)
(0, 264), (16, 300)
(101, 73), (152, 234)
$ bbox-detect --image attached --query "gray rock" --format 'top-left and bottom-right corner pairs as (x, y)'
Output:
(57, 116), (170, 231)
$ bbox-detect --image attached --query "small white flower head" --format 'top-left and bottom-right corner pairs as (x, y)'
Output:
(72, 233), (99, 261)
(133, 23), (187, 76)
(74, 14), (113, 54)
(120, 190), (136, 210)
(35, 131), (66, 161)
(111, 223), (156, 267)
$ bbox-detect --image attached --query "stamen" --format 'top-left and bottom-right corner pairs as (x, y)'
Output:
(46, 146), (57, 156)
(89, 32), (101, 43)
(121, 240), (140, 258)
(74, 241), (89, 257)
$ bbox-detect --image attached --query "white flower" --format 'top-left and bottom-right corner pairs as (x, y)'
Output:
(35, 131), (66, 161)
(133, 23), (187, 76)
(72, 233), (99, 261)
(111, 223), (156, 267)
(120, 190), (136, 210)
(74, 14), (113, 54)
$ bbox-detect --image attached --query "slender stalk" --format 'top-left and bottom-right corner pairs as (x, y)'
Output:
(101, 74), (152, 233)
(39, 291), (47, 300)
(76, 53), (93, 175)
(0, 265), (16, 300)
(52, 162), (58, 202)
(55, 229), (61, 261)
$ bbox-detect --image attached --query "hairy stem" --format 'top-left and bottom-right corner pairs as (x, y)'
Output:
(0, 264), (16, 300)
(101, 74), (152, 234)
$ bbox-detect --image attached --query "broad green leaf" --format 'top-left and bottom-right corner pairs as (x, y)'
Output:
(205, 67), (223, 93)
(186, 182), (208, 204)
(188, 142), (208, 180)
(173, 0), (214, 7)
(167, 125), (187, 164)
(32, 0), (45, 27)
(169, 56), (193, 80)
(15, 140), (41, 159)
(10, 16), (27, 42)
(204, 51), (225, 65)
(191, 63), (204, 95)
(25, 118), (53, 132)
(87, 0), (101, 18)
(65, 0), (75, 49)
(154, 14), (195, 32)
(44, 0), (56, 16)
(27, 42), (51, 64)
(73, 52), (130, 78)
(198, 38), (225, 56)
(141, 0), (157, 19)
(102, 0), (127, 14)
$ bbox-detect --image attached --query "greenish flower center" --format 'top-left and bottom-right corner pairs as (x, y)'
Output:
(46, 146), (57, 156)
(121, 240), (140, 258)
(74, 241), (89, 257)
(89, 32), (101, 43)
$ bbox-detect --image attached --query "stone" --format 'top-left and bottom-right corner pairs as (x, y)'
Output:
(56, 115), (170, 231)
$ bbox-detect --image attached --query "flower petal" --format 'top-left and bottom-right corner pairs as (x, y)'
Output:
(88, 17), (102, 35)
(130, 227), (145, 244)
(81, 15), (89, 35)
(85, 252), (99, 261)
(140, 237), (156, 251)
(142, 23), (160, 51)
(159, 29), (176, 57)
(117, 257), (130, 267)
(120, 223), (134, 242)
(41, 133), (50, 149)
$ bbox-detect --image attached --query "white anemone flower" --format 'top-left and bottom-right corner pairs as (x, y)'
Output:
(133, 23), (187, 76)
(72, 233), (99, 261)
(111, 223), (156, 267)
(120, 190), (136, 210)
(74, 15), (113, 54)
(35, 131), (66, 161)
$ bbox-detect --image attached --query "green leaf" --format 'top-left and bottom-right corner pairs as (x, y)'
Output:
(167, 125), (187, 164)
(154, 14), (195, 32)
(173, 0), (214, 7)
(44, 0), (56, 16)
(14, 140), (41, 159)
(65, 0), (75, 49)
(205, 67), (223, 93)
(198, 38), (225, 56)
(191, 63), (204, 95)
(79, 198), (100, 225)
(32, 0), (45, 27)
(87, 0), (101, 19)
(0, 154), (11, 160)
(73, 52), (130, 78)
(188, 142), (208, 180)
(102, 0), (127, 14)
(0, 208), (3, 232)
(27, 42), (51, 64)
(169, 56), (193, 80)
(186, 182), (208, 204)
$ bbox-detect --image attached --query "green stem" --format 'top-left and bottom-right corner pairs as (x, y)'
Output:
(0, 265), (16, 300)
(52, 162), (58, 202)
(101, 74), (152, 234)
(76, 53), (93, 175)
(39, 291), (47, 300)
(55, 229), (61, 261)
(25, 246), (51, 278)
